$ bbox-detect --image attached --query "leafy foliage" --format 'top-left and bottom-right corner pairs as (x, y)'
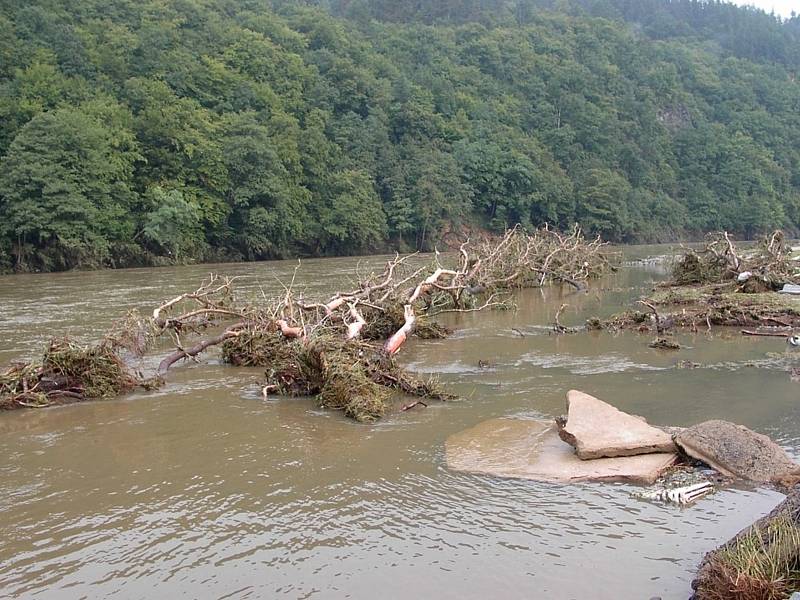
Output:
(1, 0), (799, 271)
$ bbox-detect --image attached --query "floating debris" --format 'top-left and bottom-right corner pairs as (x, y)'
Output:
(634, 481), (715, 505)
(585, 317), (603, 331)
(780, 283), (800, 295)
(649, 338), (681, 350)
(676, 360), (701, 369)
(596, 231), (800, 333)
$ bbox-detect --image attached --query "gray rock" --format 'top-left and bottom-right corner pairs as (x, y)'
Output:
(556, 390), (676, 459)
(676, 420), (800, 483)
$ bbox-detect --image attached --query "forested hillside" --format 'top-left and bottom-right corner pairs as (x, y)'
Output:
(0, 0), (798, 272)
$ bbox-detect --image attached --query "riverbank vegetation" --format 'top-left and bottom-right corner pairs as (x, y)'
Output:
(693, 490), (800, 600)
(0, 227), (611, 420)
(0, 0), (799, 272)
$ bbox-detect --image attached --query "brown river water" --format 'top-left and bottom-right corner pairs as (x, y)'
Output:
(0, 247), (797, 599)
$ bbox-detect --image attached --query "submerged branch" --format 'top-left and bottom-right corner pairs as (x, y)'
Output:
(157, 324), (244, 377)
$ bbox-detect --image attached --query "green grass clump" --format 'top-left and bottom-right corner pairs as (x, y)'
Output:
(699, 515), (800, 600)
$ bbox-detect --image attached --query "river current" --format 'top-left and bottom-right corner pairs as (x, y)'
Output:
(0, 247), (796, 599)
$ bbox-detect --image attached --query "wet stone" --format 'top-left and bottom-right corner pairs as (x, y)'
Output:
(556, 390), (676, 459)
(675, 419), (800, 483)
(445, 418), (679, 485)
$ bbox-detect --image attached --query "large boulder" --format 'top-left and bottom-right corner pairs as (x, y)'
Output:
(445, 418), (679, 485)
(556, 390), (676, 459)
(675, 420), (800, 484)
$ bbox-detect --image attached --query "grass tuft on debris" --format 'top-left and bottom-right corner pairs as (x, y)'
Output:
(697, 514), (800, 600)
(1, 339), (141, 410)
(222, 330), (455, 422)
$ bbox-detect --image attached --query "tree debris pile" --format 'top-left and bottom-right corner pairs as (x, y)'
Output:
(224, 331), (453, 422)
(671, 230), (799, 290)
(692, 487), (800, 600)
(599, 231), (800, 333)
(0, 339), (144, 410)
(1, 227), (613, 420)
(467, 224), (611, 292)
(604, 286), (800, 332)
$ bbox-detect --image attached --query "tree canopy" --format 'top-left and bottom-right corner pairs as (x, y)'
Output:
(1, 0), (799, 271)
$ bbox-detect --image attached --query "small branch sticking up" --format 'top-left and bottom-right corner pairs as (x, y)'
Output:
(723, 231), (741, 273)
(638, 299), (671, 334)
(553, 303), (571, 334)
(401, 400), (428, 411)
(152, 274), (239, 329)
(428, 293), (509, 316)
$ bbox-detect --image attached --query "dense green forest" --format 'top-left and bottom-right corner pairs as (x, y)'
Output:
(0, 0), (798, 272)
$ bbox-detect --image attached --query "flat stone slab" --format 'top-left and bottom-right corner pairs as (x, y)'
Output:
(557, 390), (676, 459)
(445, 418), (679, 485)
(675, 419), (800, 483)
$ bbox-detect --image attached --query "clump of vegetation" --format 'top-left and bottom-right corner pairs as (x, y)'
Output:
(696, 515), (800, 600)
(648, 338), (680, 350)
(0, 339), (143, 410)
(672, 252), (725, 286)
(585, 317), (604, 331)
(225, 331), (453, 422)
(221, 330), (293, 368)
(603, 310), (651, 331)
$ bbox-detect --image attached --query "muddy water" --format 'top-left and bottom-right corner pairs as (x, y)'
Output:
(0, 248), (796, 599)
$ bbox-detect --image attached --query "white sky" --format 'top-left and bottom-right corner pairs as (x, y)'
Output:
(732, 0), (798, 18)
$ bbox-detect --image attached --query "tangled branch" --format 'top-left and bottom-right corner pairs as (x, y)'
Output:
(1, 226), (613, 420)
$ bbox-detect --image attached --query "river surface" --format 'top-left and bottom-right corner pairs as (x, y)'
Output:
(0, 247), (797, 600)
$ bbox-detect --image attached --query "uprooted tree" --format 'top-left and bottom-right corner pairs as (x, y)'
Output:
(0, 226), (612, 421)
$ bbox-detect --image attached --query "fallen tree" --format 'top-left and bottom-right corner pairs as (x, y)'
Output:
(0, 226), (613, 421)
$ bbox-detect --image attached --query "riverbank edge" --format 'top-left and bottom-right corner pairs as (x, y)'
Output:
(691, 485), (800, 599)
